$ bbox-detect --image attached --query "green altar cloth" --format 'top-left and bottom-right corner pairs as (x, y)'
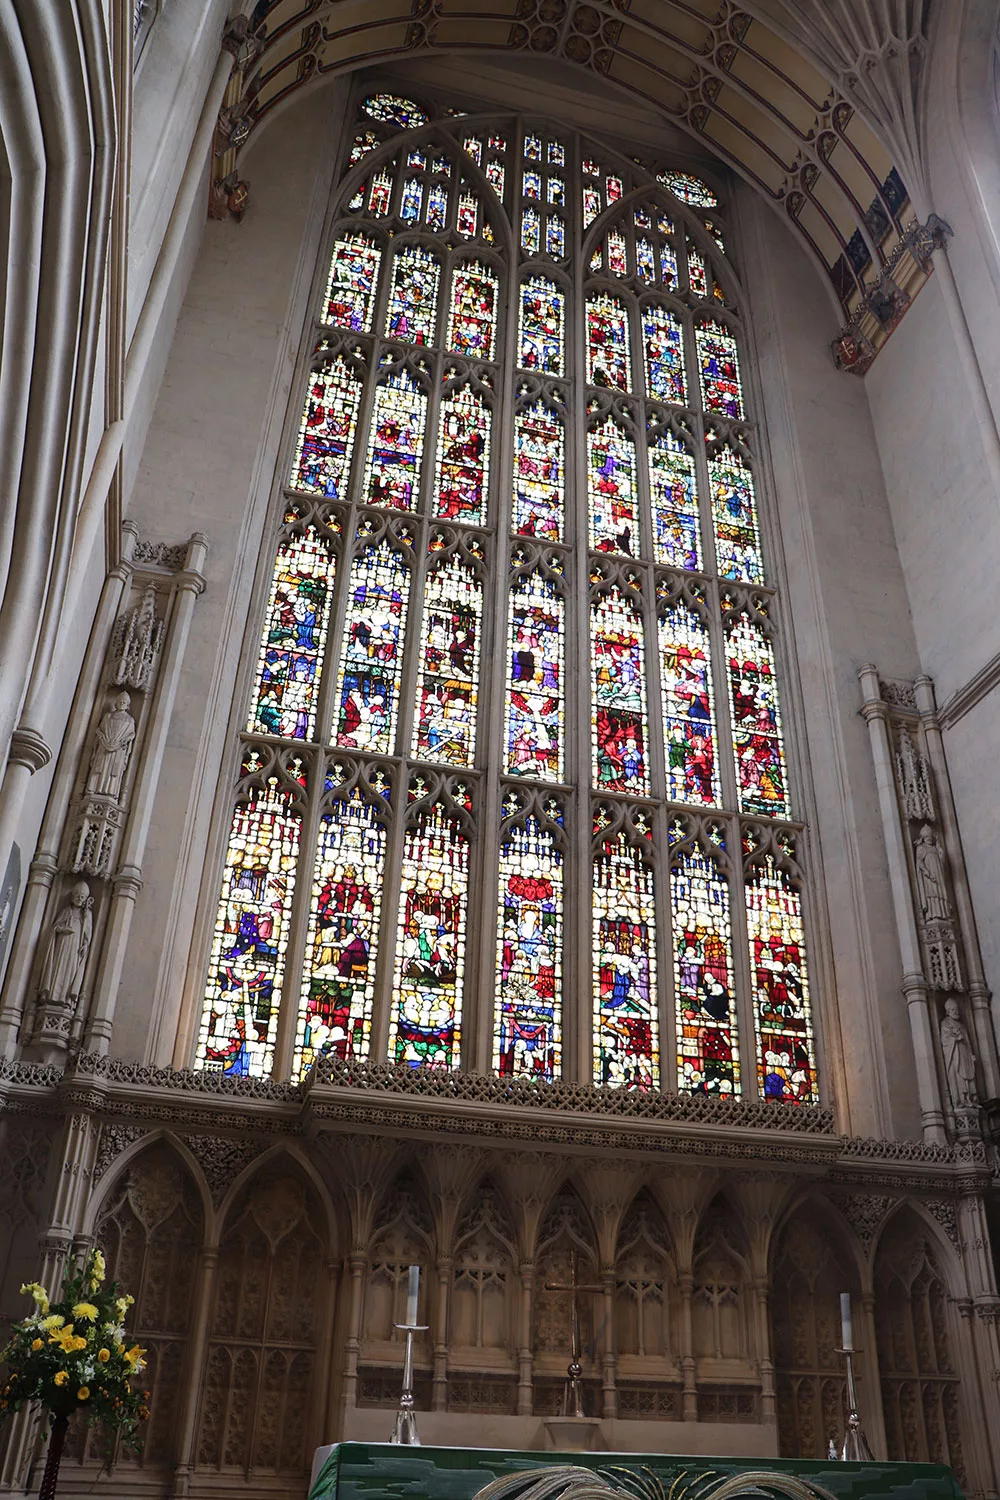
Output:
(309, 1443), (963, 1500)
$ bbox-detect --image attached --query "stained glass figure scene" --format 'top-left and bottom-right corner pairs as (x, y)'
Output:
(247, 529), (334, 741)
(519, 277), (564, 373)
(385, 244), (439, 343)
(364, 369), (427, 510)
(592, 588), (649, 796)
(588, 418), (638, 556)
(293, 790), (387, 1075)
(290, 359), (361, 498)
(586, 293), (631, 390)
(657, 168), (717, 208)
(648, 429), (700, 569)
(448, 262), (499, 359)
(593, 833), (658, 1089)
(672, 845), (738, 1094)
(687, 238), (709, 298)
(363, 93), (428, 130)
(412, 554), (482, 767)
(642, 305), (686, 406)
(323, 233), (381, 330)
(746, 857), (817, 1102)
(197, 781), (300, 1078)
(710, 448), (764, 583)
(434, 385), (491, 524)
(513, 400), (565, 541)
(659, 603), (720, 805)
(494, 815), (563, 1079)
(333, 540), (411, 754)
(389, 804), (470, 1067)
(726, 612), (789, 817)
(697, 319), (744, 420)
(505, 570), (564, 780)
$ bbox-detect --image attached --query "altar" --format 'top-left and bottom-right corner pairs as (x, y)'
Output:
(308, 1443), (964, 1500)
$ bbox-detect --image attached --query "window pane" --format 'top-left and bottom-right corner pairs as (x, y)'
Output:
(290, 358), (361, 499)
(247, 528), (335, 742)
(333, 540), (411, 754)
(363, 369), (428, 510)
(726, 611), (789, 817)
(513, 400), (564, 541)
(642, 305), (685, 406)
(518, 276), (563, 373)
(434, 384), (491, 524)
(322, 233), (381, 330)
(448, 261), (499, 359)
(505, 570), (564, 781)
(659, 601), (720, 806)
(672, 844), (738, 1095)
(586, 292), (631, 390)
(385, 244), (440, 343)
(593, 831), (659, 1089)
(649, 429), (699, 569)
(411, 553), (483, 767)
(588, 417), (638, 556)
(746, 857), (817, 1103)
(494, 815), (563, 1079)
(696, 318), (744, 419)
(710, 448), (763, 583)
(592, 586), (649, 796)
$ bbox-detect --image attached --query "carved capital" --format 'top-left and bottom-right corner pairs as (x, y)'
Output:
(9, 727), (52, 773)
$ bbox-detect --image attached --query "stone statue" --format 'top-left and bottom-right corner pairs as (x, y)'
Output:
(940, 998), (977, 1109)
(914, 823), (950, 922)
(38, 881), (93, 1009)
(86, 692), (136, 800)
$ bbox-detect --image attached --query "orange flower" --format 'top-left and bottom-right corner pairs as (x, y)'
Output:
(77, 1386), (90, 1401)
(97, 1347), (110, 1363)
(53, 1372), (68, 1387)
(31, 1338), (43, 1351)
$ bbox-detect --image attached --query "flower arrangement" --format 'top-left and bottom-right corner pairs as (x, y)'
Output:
(0, 1248), (148, 1494)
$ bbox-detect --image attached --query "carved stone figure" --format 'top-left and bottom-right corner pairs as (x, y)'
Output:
(940, 998), (977, 1109)
(38, 881), (93, 1009)
(86, 692), (136, 800)
(914, 824), (950, 922)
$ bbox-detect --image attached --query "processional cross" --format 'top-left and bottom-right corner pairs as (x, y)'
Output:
(544, 1250), (603, 1418)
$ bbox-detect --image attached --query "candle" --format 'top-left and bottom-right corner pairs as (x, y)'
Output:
(406, 1264), (419, 1326)
(840, 1291), (853, 1352)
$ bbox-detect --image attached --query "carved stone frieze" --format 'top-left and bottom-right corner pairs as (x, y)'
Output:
(110, 583), (165, 692)
(832, 1191), (890, 1253)
(182, 1133), (269, 1204)
(131, 539), (187, 571)
(895, 727), (934, 821)
(92, 1122), (149, 1183)
(925, 1198), (961, 1249)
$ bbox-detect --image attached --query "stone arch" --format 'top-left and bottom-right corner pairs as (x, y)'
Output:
(872, 1202), (965, 1480)
(690, 1193), (754, 1400)
(447, 1176), (520, 1414)
(532, 1183), (600, 1414)
(214, 1138), (341, 1256)
(769, 1194), (861, 1459)
(613, 1188), (681, 1423)
(194, 1155), (329, 1477)
(83, 1127), (213, 1239)
(354, 1166), (435, 1410)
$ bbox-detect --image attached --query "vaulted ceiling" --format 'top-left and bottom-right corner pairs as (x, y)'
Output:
(239, 0), (930, 318)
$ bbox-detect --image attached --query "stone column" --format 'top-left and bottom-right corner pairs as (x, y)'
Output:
(859, 666), (947, 1144)
(516, 1261), (535, 1416)
(171, 1246), (219, 1498)
(432, 1256), (451, 1411)
(752, 1277), (776, 1429)
(84, 535), (207, 1053)
(678, 1271), (697, 1422)
(600, 1266), (617, 1419)
(340, 1252), (366, 1419)
(858, 1290), (887, 1459)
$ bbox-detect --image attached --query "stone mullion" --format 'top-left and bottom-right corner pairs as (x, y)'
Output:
(859, 1288), (888, 1460)
(516, 1260), (535, 1416)
(600, 1265), (617, 1419)
(340, 1251), (367, 1422)
(171, 1245), (219, 1497)
(432, 1256), (452, 1411)
(308, 1257), (340, 1454)
(751, 1277), (776, 1431)
(678, 1270), (697, 1421)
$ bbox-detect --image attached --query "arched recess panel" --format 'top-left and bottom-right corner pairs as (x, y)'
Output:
(532, 1188), (600, 1416)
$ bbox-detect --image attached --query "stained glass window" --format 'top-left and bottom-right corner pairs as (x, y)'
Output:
(197, 775), (301, 1077)
(494, 814), (563, 1079)
(247, 528), (335, 741)
(726, 610), (789, 817)
(434, 385), (491, 524)
(592, 586), (649, 796)
(588, 418), (638, 556)
(514, 400), (564, 541)
(659, 599), (720, 806)
(593, 831), (659, 1088)
(390, 803), (470, 1067)
(505, 568), (564, 781)
(293, 788), (387, 1075)
(746, 856), (817, 1102)
(412, 552), (483, 767)
(333, 539), (411, 754)
(206, 91), (816, 1108)
(709, 447), (763, 583)
(672, 843), (738, 1094)
(291, 358), (362, 499)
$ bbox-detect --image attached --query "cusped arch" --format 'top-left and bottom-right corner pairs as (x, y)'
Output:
(83, 1128), (212, 1239)
(214, 1140), (341, 1257)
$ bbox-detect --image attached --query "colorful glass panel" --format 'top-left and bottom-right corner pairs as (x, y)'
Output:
(696, 320), (744, 419)
(333, 540), (410, 753)
(323, 233), (381, 330)
(363, 93), (428, 129)
(660, 242), (678, 287)
(657, 169), (717, 207)
(586, 292), (631, 390)
(196, 784), (300, 1077)
(349, 130), (379, 165)
(494, 817), (562, 1079)
(547, 178), (565, 206)
(649, 430), (700, 570)
(426, 182), (449, 231)
(290, 358), (361, 499)
(593, 834), (658, 1089)
(588, 419), (638, 556)
(401, 178), (423, 223)
(660, 604), (720, 805)
(546, 215), (565, 257)
(486, 159), (505, 197)
(463, 135), (482, 164)
(548, 141), (565, 166)
(524, 134), (542, 159)
(248, 530), (334, 741)
(592, 588), (648, 795)
(672, 847), (738, 1094)
(521, 207), (541, 254)
(385, 244), (439, 344)
(584, 185), (601, 225)
(523, 170), (542, 200)
(606, 175), (623, 205)
(687, 240), (708, 297)
(447, 262), (499, 360)
(390, 805), (470, 1067)
(746, 858), (817, 1102)
(505, 573), (564, 780)
(367, 170), (392, 217)
(513, 402), (564, 541)
(642, 305), (686, 405)
(636, 238), (655, 283)
(608, 228), (628, 277)
(710, 449), (763, 583)
(434, 385), (491, 524)
(407, 147), (427, 170)
(364, 369), (427, 510)
(457, 191), (479, 237)
(726, 613), (789, 816)
(412, 554), (483, 766)
(293, 792), (386, 1074)
(518, 276), (563, 374)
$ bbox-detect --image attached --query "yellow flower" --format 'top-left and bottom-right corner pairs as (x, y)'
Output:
(124, 1344), (145, 1370)
(20, 1283), (50, 1315)
(31, 1338), (43, 1351)
(72, 1302), (98, 1321)
(49, 1325), (76, 1350)
(97, 1348), (110, 1364)
(77, 1386), (90, 1401)
(40, 1314), (64, 1331)
(53, 1372), (68, 1387)
(89, 1251), (106, 1289)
